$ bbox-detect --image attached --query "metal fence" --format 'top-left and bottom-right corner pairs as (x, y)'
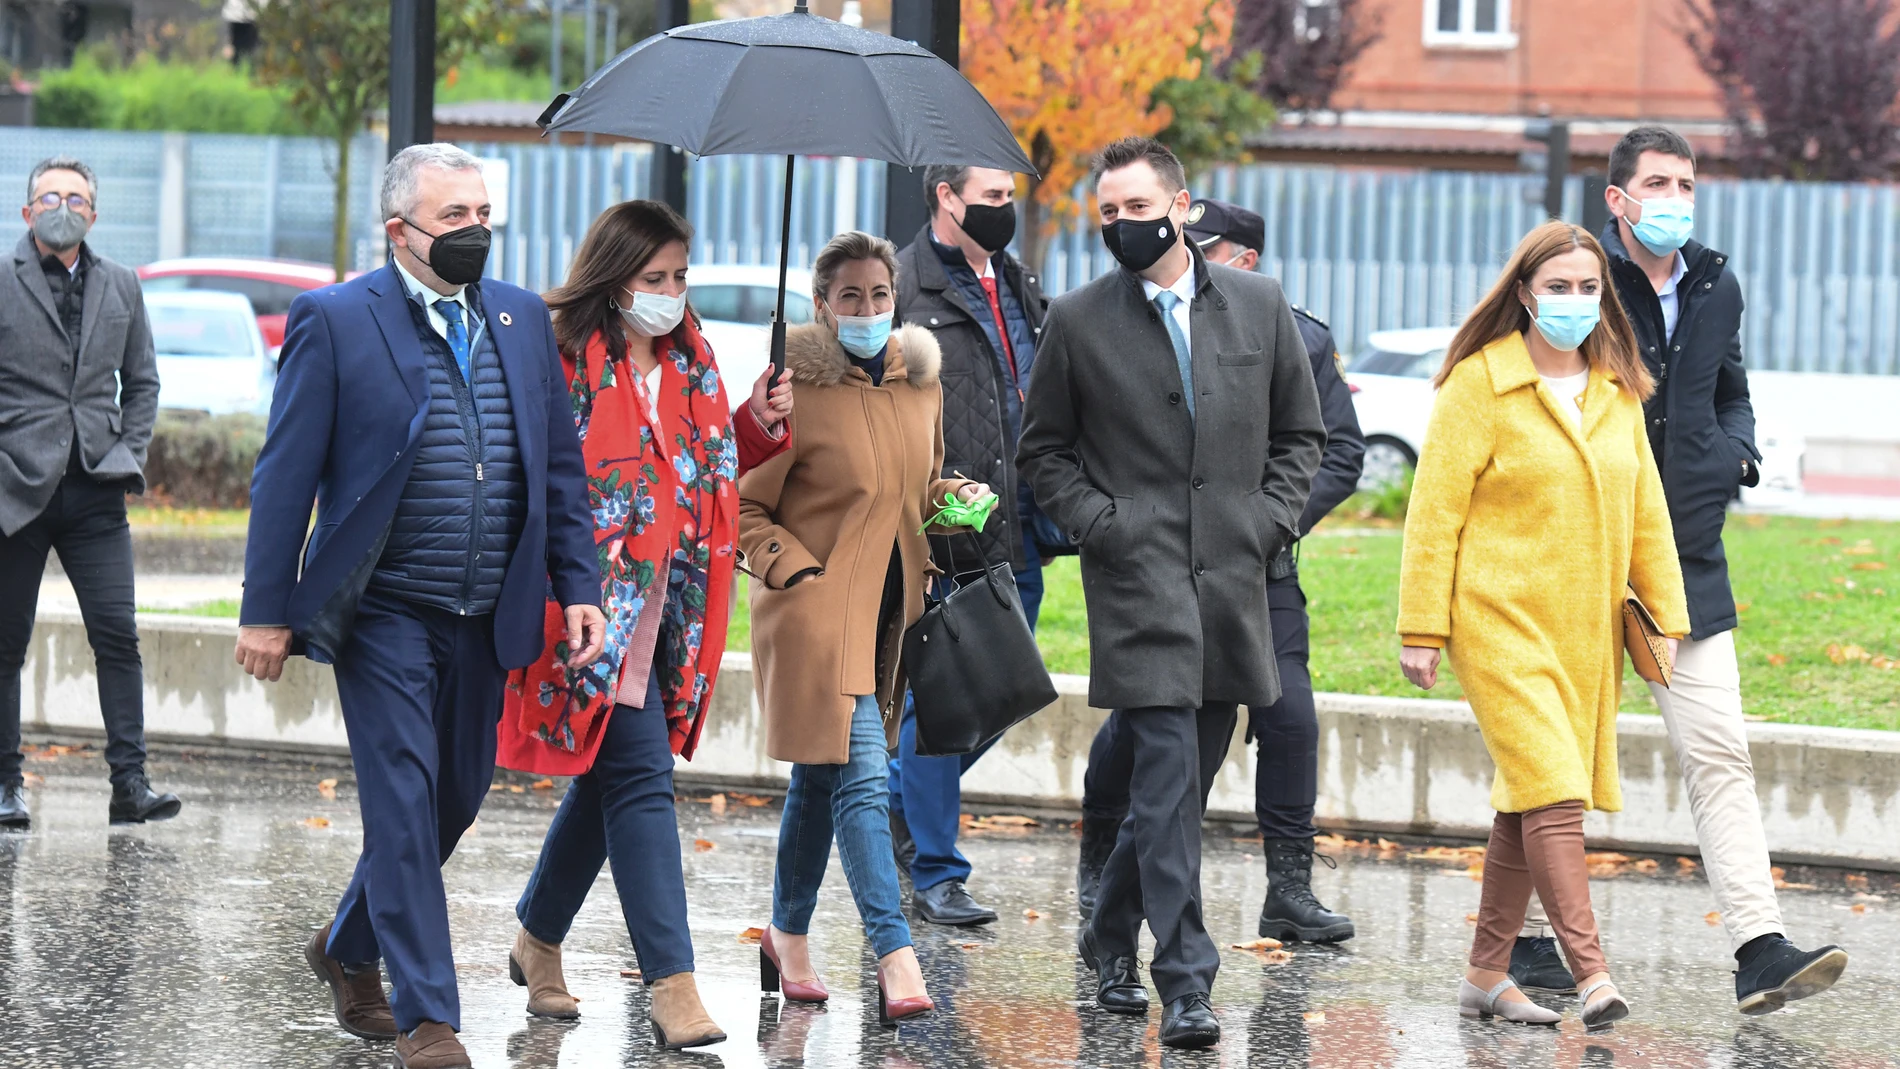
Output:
(3, 125), (1899, 374)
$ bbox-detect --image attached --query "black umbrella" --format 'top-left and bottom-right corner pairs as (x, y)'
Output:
(538, 0), (1035, 373)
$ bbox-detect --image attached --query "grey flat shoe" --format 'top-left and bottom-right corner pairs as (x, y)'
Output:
(1579, 979), (1630, 1034)
(1459, 978), (1561, 1025)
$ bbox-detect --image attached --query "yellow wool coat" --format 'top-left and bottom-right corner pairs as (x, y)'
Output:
(1397, 332), (1690, 814)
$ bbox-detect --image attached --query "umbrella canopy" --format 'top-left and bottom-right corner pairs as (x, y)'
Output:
(539, 7), (1034, 176)
(538, 2), (1035, 374)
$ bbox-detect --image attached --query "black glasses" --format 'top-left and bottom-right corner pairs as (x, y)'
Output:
(33, 192), (92, 212)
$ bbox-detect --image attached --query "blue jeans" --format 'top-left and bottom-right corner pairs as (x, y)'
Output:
(772, 693), (912, 960)
(515, 656), (695, 982)
(889, 531), (1043, 890)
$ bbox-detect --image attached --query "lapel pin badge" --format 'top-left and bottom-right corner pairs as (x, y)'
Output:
(498, 312), (513, 326)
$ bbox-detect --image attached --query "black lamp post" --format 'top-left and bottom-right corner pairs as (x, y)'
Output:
(652, 0), (691, 214)
(883, 0), (957, 241)
(389, 0), (435, 156)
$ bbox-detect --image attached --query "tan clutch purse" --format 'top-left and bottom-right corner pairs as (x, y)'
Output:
(1623, 585), (1673, 688)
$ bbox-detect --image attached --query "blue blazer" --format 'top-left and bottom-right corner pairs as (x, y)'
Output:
(239, 264), (599, 669)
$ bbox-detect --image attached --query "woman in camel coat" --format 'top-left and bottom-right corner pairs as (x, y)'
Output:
(738, 230), (982, 1024)
(1397, 221), (1688, 1033)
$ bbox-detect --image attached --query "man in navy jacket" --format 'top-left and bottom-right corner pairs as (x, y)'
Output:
(234, 145), (602, 1069)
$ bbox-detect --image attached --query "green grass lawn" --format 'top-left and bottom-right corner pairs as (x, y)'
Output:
(155, 511), (1898, 730)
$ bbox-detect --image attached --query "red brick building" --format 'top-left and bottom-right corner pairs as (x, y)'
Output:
(1253, 0), (1732, 171)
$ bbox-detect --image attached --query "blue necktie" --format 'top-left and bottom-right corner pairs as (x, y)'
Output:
(1153, 290), (1194, 419)
(437, 298), (471, 383)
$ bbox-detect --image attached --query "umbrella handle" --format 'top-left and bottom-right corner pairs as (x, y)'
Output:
(771, 153), (795, 377)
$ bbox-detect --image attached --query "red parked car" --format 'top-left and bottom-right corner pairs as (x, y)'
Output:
(137, 258), (357, 351)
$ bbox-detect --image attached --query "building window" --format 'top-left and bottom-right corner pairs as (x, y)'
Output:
(1295, 0), (1335, 43)
(1424, 0), (1515, 49)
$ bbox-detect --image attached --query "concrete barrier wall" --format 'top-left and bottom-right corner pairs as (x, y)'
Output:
(24, 611), (1900, 871)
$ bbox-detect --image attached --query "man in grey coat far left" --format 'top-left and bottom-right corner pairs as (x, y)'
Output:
(0, 156), (176, 830)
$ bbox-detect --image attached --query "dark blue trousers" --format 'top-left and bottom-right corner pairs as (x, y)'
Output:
(515, 654), (694, 982)
(325, 589), (506, 1032)
(889, 531), (1044, 891)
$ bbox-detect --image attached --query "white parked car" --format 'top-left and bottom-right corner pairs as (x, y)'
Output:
(143, 290), (275, 416)
(1343, 327), (1453, 489)
(688, 264), (816, 411)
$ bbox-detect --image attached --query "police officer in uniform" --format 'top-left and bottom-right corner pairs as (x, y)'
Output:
(1075, 198), (1366, 944)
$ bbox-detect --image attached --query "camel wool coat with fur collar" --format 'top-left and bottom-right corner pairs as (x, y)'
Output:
(738, 322), (972, 765)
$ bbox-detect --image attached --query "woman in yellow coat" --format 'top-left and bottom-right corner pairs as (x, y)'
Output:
(1397, 221), (1689, 1033)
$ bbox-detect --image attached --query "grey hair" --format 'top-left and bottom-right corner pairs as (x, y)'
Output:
(812, 230), (900, 305)
(28, 156), (98, 206)
(380, 143), (484, 222)
(921, 164), (971, 215)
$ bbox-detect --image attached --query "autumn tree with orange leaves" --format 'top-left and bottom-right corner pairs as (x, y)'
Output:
(962, 0), (1235, 268)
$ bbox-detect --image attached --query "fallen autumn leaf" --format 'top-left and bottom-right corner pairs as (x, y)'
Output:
(738, 927), (764, 944)
(302, 816), (331, 829)
(694, 839), (715, 852)
(1231, 937), (1284, 951)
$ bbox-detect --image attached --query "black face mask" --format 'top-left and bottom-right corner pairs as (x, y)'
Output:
(1101, 214), (1179, 273)
(405, 220), (491, 286)
(955, 198), (1017, 254)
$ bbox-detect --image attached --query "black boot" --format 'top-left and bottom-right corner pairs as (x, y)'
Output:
(1075, 815), (1119, 920)
(889, 805), (917, 888)
(0, 784), (28, 829)
(109, 775), (182, 825)
(1258, 837), (1354, 943)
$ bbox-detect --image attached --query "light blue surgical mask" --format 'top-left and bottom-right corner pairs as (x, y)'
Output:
(1621, 189), (1694, 257)
(832, 309), (893, 361)
(1528, 293), (1601, 352)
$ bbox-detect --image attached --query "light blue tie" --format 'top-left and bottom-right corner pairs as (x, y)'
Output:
(1153, 290), (1194, 419)
(436, 298), (472, 384)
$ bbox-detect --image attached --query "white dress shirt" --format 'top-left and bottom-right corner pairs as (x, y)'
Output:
(1140, 263), (1196, 355)
(1656, 252), (1688, 343)
(392, 257), (471, 343)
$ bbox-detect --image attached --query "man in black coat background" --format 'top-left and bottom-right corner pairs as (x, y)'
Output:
(1507, 125), (1847, 1016)
(1019, 139), (1325, 1050)
(888, 164), (1056, 929)
(1073, 198), (1365, 948)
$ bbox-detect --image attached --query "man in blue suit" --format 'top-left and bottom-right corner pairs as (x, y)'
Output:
(234, 144), (603, 1069)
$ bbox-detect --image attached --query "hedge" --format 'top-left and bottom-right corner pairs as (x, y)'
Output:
(142, 410), (265, 508)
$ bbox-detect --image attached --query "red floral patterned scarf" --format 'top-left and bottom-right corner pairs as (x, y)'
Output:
(504, 319), (738, 762)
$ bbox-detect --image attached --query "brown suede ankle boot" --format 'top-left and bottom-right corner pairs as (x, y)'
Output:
(649, 972), (727, 1049)
(394, 1021), (471, 1068)
(509, 927), (580, 1019)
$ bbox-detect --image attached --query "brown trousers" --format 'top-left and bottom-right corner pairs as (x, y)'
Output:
(1468, 800), (1605, 980)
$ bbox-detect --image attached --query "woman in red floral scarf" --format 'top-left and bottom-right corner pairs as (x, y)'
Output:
(496, 201), (790, 1049)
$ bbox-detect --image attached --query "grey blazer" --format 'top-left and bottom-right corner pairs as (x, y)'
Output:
(1018, 250), (1326, 711)
(0, 233), (159, 535)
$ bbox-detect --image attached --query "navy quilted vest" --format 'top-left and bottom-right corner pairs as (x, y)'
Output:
(368, 284), (527, 615)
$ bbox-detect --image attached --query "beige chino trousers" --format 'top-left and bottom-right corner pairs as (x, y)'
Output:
(1522, 630), (1783, 952)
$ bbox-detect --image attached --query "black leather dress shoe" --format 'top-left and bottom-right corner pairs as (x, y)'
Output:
(109, 777), (183, 825)
(1159, 992), (1220, 1049)
(1077, 926), (1148, 1015)
(913, 879), (998, 926)
(0, 785), (28, 829)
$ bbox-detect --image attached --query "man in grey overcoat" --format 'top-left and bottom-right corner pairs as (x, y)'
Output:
(1018, 137), (1325, 1050)
(0, 156), (174, 830)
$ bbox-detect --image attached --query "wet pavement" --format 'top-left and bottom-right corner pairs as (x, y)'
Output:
(2, 744), (1897, 1069)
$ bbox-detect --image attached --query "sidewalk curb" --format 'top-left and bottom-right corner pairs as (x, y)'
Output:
(22, 611), (1900, 871)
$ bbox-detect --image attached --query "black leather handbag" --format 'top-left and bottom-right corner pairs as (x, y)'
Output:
(901, 533), (1058, 757)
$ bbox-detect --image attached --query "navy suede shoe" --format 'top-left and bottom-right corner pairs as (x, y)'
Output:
(1735, 936), (1848, 1016)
